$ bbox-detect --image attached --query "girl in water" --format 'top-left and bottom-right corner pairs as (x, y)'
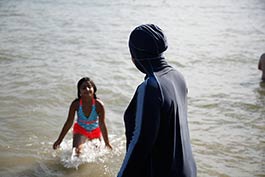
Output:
(53, 77), (112, 156)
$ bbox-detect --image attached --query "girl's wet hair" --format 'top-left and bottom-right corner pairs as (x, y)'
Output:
(77, 77), (97, 99)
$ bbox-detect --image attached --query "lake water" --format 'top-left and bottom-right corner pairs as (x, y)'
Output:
(0, 0), (264, 176)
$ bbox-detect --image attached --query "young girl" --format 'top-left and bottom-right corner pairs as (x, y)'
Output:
(53, 77), (112, 156)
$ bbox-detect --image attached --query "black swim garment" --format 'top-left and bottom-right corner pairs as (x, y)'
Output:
(118, 24), (197, 177)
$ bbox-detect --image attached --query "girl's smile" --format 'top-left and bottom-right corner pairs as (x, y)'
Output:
(80, 81), (94, 97)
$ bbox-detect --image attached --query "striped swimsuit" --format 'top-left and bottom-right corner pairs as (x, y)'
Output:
(73, 98), (101, 139)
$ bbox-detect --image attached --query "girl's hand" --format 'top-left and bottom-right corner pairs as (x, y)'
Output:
(105, 143), (113, 150)
(53, 140), (61, 150)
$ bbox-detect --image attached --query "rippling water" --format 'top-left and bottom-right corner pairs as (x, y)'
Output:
(0, 0), (264, 176)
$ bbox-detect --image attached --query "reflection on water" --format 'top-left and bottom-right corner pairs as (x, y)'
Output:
(255, 81), (265, 109)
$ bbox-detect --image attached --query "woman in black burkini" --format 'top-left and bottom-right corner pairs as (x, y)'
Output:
(258, 53), (265, 81)
(117, 24), (197, 177)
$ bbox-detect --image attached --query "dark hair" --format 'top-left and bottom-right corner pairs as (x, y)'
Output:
(77, 77), (97, 99)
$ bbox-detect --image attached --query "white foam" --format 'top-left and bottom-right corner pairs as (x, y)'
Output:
(56, 139), (109, 169)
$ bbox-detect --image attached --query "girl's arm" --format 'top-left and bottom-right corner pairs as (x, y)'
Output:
(53, 100), (78, 150)
(97, 99), (112, 149)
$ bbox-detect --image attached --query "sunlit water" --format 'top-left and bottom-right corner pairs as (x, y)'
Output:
(0, 0), (264, 176)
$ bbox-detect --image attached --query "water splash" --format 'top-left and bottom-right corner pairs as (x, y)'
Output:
(55, 139), (110, 169)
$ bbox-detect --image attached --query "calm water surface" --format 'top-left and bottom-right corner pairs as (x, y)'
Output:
(0, 0), (264, 176)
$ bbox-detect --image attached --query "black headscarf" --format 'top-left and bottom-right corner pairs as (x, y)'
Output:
(128, 24), (168, 76)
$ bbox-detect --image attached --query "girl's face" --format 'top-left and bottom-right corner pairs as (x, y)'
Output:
(80, 81), (94, 98)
